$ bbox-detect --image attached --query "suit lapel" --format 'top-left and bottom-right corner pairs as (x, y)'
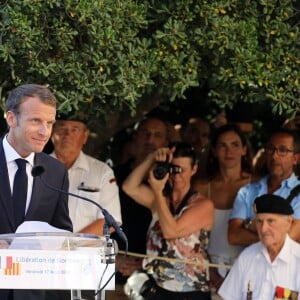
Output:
(0, 139), (15, 230)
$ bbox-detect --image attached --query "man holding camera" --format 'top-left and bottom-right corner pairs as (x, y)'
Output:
(122, 142), (214, 300)
(109, 117), (170, 299)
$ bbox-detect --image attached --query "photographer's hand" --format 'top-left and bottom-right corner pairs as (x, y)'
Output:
(148, 168), (169, 194)
(122, 146), (175, 212)
(154, 147), (174, 163)
(123, 150), (160, 210)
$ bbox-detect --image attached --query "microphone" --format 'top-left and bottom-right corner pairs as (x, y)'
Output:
(31, 165), (127, 243)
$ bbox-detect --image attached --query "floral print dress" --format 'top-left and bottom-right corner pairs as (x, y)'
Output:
(143, 193), (211, 293)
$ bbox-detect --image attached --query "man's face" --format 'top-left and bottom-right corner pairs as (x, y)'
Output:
(135, 119), (168, 159)
(6, 96), (56, 157)
(52, 120), (89, 155)
(265, 133), (298, 179)
(256, 213), (292, 253)
(184, 119), (210, 152)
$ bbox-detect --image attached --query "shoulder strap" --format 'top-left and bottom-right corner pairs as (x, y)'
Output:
(169, 188), (196, 215)
(207, 182), (211, 198)
(286, 184), (300, 204)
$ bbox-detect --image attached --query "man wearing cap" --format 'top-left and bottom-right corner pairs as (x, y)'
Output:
(50, 112), (122, 236)
(219, 194), (300, 300)
(228, 128), (300, 246)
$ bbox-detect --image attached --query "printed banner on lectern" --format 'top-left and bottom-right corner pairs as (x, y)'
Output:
(0, 249), (115, 290)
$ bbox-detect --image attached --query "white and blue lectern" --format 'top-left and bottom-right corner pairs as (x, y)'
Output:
(0, 231), (116, 300)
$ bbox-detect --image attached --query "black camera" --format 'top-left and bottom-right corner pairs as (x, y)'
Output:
(153, 162), (183, 180)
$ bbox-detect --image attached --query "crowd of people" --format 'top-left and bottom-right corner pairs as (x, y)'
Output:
(111, 114), (300, 300)
(1, 83), (300, 300)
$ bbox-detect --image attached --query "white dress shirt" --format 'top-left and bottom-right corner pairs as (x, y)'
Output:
(218, 235), (300, 300)
(51, 151), (122, 232)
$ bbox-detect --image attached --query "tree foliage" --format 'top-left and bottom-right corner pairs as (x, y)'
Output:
(0, 0), (299, 127)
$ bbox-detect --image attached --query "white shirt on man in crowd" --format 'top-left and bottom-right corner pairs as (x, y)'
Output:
(51, 151), (122, 233)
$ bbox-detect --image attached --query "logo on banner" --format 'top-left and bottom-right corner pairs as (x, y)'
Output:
(0, 256), (21, 276)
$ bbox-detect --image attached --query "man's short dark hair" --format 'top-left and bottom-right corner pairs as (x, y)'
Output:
(6, 84), (56, 113)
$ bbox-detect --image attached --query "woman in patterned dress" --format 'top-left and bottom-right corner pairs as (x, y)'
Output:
(123, 142), (214, 300)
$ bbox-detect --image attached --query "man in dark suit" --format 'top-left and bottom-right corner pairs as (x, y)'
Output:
(0, 83), (73, 299)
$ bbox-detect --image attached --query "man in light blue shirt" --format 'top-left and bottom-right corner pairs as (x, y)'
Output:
(228, 128), (300, 246)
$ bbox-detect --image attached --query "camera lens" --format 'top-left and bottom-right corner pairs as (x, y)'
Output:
(153, 162), (170, 180)
(169, 165), (183, 174)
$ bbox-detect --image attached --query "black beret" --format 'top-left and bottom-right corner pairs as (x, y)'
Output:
(254, 194), (294, 215)
(56, 110), (88, 124)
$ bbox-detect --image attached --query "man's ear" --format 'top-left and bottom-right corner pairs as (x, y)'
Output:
(83, 129), (90, 145)
(293, 152), (300, 167)
(6, 111), (17, 128)
(287, 215), (293, 230)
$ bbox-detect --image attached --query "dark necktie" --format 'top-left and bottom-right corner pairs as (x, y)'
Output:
(13, 159), (28, 228)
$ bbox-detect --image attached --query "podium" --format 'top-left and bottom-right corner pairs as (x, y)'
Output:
(0, 231), (116, 299)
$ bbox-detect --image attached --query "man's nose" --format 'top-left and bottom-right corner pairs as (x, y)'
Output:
(147, 133), (155, 143)
(39, 123), (50, 135)
(260, 221), (269, 233)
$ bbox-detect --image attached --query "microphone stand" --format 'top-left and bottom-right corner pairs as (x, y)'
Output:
(33, 168), (128, 300)
(35, 171), (127, 243)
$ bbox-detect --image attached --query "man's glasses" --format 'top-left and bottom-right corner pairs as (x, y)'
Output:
(265, 145), (295, 156)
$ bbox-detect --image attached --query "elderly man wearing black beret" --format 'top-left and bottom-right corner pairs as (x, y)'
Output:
(218, 194), (300, 300)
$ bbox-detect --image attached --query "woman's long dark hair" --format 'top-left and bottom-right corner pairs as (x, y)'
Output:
(205, 123), (253, 180)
